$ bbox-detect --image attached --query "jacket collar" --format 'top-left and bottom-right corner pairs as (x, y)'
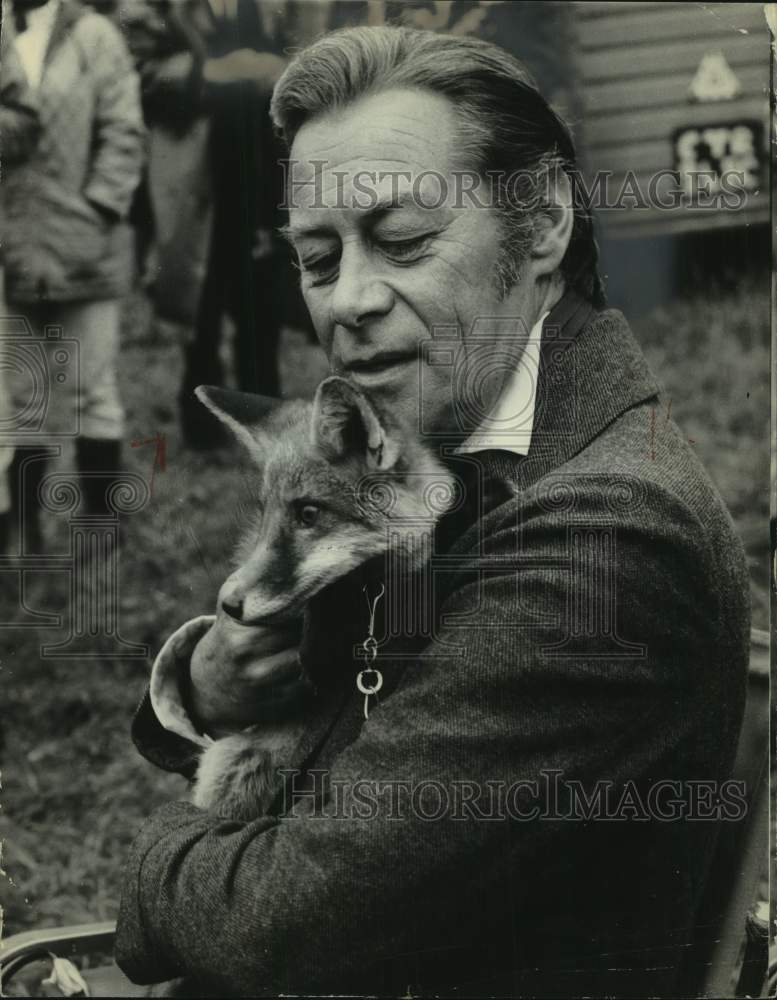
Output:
(505, 295), (661, 491)
(541, 285), (596, 349)
(438, 291), (661, 548)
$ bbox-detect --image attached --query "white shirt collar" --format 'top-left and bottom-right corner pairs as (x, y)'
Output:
(24, 0), (59, 29)
(13, 0), (60, 90)
(454, 310), (548, 456)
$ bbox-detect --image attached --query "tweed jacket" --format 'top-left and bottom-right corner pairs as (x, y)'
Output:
(116, 298), (750, 998)
(1, 1), (144, 303)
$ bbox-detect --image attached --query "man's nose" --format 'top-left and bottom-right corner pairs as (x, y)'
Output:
(331, 246), (393, 331)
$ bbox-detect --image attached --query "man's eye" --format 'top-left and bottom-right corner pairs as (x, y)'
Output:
(293, 501), (321, 528)
(300, 253), (339, 287)
(377, 235), (430, 263)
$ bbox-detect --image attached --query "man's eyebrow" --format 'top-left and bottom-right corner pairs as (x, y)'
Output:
(281, 189), (433, 243)
(279, 221), (336, 244)
(369, 189), (426, 216)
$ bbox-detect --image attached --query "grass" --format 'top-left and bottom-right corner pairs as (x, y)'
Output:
(0, 278), (768, 937)
(632, 276), (770, 627)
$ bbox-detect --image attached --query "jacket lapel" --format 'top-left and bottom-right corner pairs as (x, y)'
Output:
(510, 301), (661, 492)
(436, 292), (661, 536)
(42, 0), (83, 68)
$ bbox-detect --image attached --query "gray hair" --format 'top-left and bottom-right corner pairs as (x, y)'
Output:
(271, 25), (605, 306)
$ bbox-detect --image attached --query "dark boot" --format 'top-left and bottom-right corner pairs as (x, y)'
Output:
(9, 447), (49, 553)
(75, 438), (122, 517)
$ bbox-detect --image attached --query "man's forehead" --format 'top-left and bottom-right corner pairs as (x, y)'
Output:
(286, 88), (460, 216)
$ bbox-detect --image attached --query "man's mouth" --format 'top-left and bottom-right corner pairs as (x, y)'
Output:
(340, 351), (417, 380)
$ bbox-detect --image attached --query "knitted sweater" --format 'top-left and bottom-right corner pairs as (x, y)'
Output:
(116, 304), (750, 998)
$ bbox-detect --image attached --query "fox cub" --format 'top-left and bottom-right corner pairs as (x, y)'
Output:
(188, 375), (455, 820)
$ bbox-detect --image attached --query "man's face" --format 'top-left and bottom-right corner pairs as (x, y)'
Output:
(287, 87), (535, 436)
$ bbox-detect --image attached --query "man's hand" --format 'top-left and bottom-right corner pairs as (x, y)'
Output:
(189, 610), (303, 737)
(202, 49), (286, 90)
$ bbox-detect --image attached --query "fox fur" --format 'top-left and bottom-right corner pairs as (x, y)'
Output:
(189, 376), (455, 820)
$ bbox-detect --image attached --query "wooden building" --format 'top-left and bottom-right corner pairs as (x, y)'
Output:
(573, 1), (770, 239)
(339, 0), (771, 241)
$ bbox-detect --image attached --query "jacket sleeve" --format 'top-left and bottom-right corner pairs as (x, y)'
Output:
(0, 44), (41, 165)
(115, 479), (743, 994)
(80, 15), (146, 220)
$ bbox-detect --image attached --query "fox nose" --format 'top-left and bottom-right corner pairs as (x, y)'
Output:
(221, 596), (244, 621)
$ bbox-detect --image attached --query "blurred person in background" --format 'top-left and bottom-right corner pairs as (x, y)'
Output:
(1, 0), (144, 552)
(0, 23), (41, 553)
(123, 0), (314, 448)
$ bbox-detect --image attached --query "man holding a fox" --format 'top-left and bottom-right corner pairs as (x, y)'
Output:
(116, 25), (750, 999)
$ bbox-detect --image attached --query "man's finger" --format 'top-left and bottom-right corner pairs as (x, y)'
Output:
(158, 615), (217, 667)
(239, 646), (302, 685)
(223, 618), (302, 660)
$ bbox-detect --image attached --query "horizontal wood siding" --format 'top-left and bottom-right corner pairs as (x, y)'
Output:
(579, 32), (765, 84)
(586, 95), (768, 147)
(592, 194), (768, 239)
(573, 2), (770, 237)
(582, 64), (767, 117)
(576, 3), (764, 48)
(576, 2), (690, 16)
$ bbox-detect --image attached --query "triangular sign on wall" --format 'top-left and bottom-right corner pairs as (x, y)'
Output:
(688, 51), (742, 102)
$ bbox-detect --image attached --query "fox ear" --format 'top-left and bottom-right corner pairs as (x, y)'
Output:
(194, 386), (281, 455)
(312, 376), (401, 470)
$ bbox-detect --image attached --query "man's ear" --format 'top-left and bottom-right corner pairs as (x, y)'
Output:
(529, 170), (574, 277)
(194, 386), (281, 456)
(311, 376), (401, 470)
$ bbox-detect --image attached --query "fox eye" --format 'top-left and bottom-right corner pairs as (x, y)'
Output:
(294, 502), (320, 528)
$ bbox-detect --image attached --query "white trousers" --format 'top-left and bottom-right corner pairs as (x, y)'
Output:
(2, 297), (125, 442)
(1, 295), (125, 513)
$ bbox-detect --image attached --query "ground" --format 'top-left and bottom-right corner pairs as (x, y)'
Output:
(0, 276), (769, 937)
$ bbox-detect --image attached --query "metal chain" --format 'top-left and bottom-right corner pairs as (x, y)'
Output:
(356, 583), (384, 719)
